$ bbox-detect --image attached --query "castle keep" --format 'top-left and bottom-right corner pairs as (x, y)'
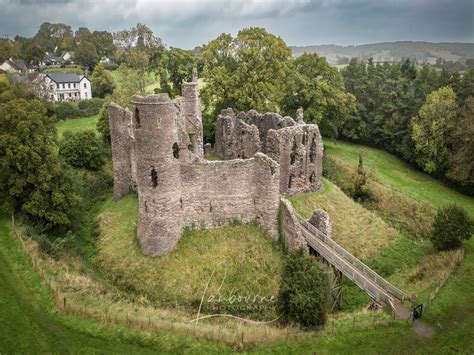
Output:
(215, 108), (323, 195)
(109, 77), (324, 256)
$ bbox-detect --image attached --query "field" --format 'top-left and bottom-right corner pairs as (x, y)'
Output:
(55, 114), (99, 137)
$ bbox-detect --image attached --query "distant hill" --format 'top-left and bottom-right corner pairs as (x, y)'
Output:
(290, 41), (474, 65)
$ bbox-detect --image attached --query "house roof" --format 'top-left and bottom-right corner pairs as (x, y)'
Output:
(45, 72), (89, 83)
(62, 51), (75, 60)
(4, 59), (28, 71)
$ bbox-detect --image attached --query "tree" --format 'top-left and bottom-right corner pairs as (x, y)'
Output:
(0, 38), (20, 63)
(88, 31), (116, 58)
(91, 62), (116, 98)
(431, 204), (473, 250)
(75, 27), (91, 44)
(155, 47), (197, 97)
(200, 28), (292, 115)
(33, 22), (73, 53)
(60, 130), (105, 170)
(111, 64), (146, 108)
(411, 86), (458, 174)
(281, 53), (355, 138)
(278, 248), (330, 328)
(0, 99), (80, 229)
(24, 43), (44, 66)
(446, 96), (474, 193)
(75, 40), (99, 69)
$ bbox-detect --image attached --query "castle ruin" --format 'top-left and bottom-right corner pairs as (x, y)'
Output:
(109, 76), (324, 256)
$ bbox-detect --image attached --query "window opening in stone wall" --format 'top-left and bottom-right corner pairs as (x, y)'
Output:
(290, 137), (297, 165)
(150, 168), (158, 188)
(310, 137), (317, 163)
(188, 133), (194, 151)
(288, 175), (293, 189)
(135, 107), (141, 128)
(173, 142), (179, 158)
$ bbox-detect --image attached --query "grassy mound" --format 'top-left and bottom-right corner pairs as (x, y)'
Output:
(56, 115), (99, 138)
(95, 194), (284, 320)
(324, 154), (436, 237)
(289, 179), (399, 261)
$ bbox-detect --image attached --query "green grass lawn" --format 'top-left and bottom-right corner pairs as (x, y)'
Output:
(325, 140), (474, 217)
(56, 115), (99, 138)
(42, 67), (84, 75)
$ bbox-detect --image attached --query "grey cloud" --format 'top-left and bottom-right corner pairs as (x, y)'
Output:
(0, 0), (472, 48)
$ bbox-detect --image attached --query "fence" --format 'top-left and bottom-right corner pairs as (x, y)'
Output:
(7, 214), (414, 350)
(424, 248), (464, 311)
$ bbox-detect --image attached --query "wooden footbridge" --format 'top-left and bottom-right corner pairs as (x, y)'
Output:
(297, 215), (405, 311)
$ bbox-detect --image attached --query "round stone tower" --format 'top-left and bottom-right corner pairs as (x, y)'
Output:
(132, 93), (183, 256)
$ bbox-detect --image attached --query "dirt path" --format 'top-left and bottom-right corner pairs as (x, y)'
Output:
(392, 300), (435, 337)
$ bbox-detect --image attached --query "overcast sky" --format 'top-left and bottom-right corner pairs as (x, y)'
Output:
(1, 0), (473, 48)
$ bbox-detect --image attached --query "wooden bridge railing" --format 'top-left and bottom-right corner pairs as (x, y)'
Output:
(297, 216), (405, 303)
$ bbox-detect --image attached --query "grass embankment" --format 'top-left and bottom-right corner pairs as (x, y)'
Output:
(42, 67), (84, 75)
(289, 179), (399, 261)
(324, 140), (473, 216)
(0, 215), (221, 353)
(95, 194), (284, 319)
(56, 114), (99, 137)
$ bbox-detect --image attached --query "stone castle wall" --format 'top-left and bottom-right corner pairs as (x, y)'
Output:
(215, 109), (323, 195)
(109, 82), (280, 256)
(180, 153), (279, 235)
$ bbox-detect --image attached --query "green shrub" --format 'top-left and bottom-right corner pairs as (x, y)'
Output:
(352, 150), (369, 201)
(278, 248), (330, 328)
(78, 98), (104, 117)
(431, 204), (473, 250)
(60, 129), (105, 170)
(53, 101), (80, 120)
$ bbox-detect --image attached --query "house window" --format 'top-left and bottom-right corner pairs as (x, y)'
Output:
(62, 84), (65, 89)
(57, 84), (59, 89)
(74, 92), (77, 97)
(83, 82), (87, 89)
(73, 83), (76, 88)
(69, 93), (72, 97)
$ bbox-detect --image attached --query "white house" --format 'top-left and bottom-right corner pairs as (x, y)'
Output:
(39, 72), (92, 102)
(62, 51), (75, 62)
(0, 59), (32, 75)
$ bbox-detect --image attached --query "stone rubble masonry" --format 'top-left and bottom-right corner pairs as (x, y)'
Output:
(279, 199), (332, 253)
(279, 198), (308, 252)
(109, 79), (281, 256)
(309, 209), (332, 238)
(215, 108), (323, 196)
